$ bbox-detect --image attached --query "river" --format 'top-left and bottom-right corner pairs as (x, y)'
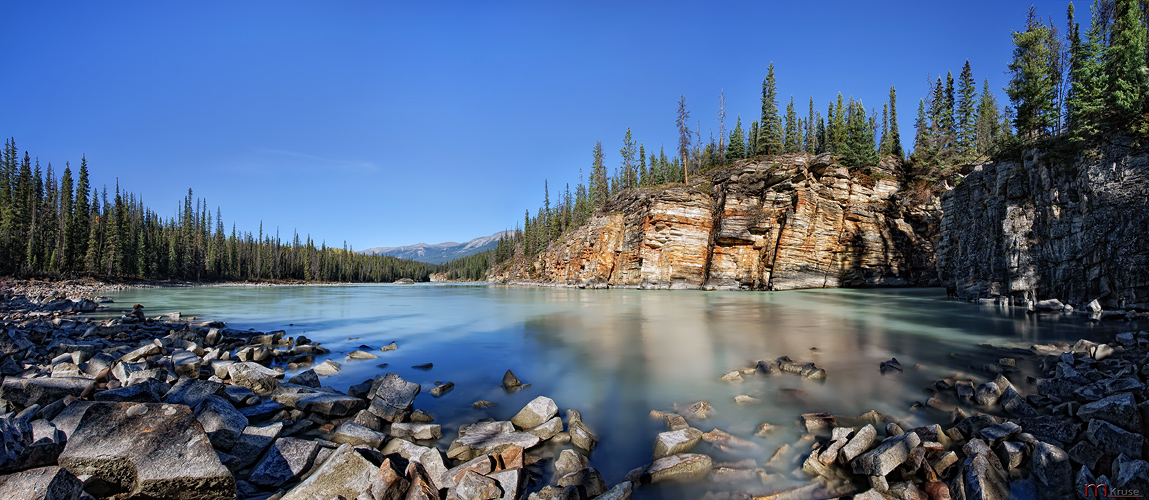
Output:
(102, 284), (1137, 495)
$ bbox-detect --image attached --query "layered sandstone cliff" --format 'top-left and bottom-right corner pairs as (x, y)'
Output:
(490, 153), (940, 290)
(937, 142), (1149, 309)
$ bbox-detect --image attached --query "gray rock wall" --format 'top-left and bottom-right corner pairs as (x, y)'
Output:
(937, 142), (1149, 309)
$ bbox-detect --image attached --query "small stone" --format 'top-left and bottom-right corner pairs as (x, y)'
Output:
(346, 350), (378, 360)
(526, 416), (563, 440)
(720, 371), (743, 383)
(502, 369), (522, 388)
(625, 453), (713, 484)
(733, 395), (760, 405)
(850, 432), (921, 476)
(249, 437), (321, 487)
(390, 423), (442, 441)
(473, 400), (497, 409)
(511, 396), (558, 430)
(653, 428), (703, 459)
(313, 359), (342, 376)
(674, 401), (712, 421)
(431, 381), (454, 397)
(331, 421), (387, 448)
(380, 341), (398, 351)
(554, 449), (589, 477)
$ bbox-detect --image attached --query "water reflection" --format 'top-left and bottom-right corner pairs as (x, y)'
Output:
(103, 284), (1140, 488)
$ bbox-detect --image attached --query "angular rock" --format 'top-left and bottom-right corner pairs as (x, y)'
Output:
(331, 421), (387, 448)
(165, 378), (227, 408)
(447, 421), (540, 461)
(1085, 419), (1143, 459)
(57, 402), (234, 500)
(839, 424), (877, 463)
(94, 379), (165, 403)
(228, 422), (283, 471)
(557, 467), (606, 497)
(380, 438), (448, 490)
(502, 370), (522, 389)
(369, 458), (409, 500)
(510, 396), (558, 430)
(488, 468), (521, 500)
(291, 392), (365, 417)
(567, 410), (598, 453)
(194, 395), (248, 451)
(281, 444), (379, 500)
(453, 469), (504, 500)
(0, 378), (94, 408)
(248, 437), (321, 487)
(526, 416), (563, 440)
(851, 432), (921, 476)
(313, 359), (342, 376)
(555, 449), (589, 477)
(674, 401), (712, 421)
(441, 455), (495, 490)
(1030, 441), (1072, 500)
(653, 428), (703, 459)
(1077, 392), (1142, 434)
(625, 453), (713, 484)
(1018, 415), (1079, 445)
(347, 350), (378, 360)
(287, 369), (320, 388)
(367, 372), (420, 422)
(0, 465), (84, 500)
(226, 362), (282, 393)
(978, 422), (1021, 446)
(390, 422), (442, 441)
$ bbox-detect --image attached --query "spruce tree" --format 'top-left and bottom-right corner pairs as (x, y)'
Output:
(590, 141), (607, 208)
(783, 96), (799, 153)
(759, 63), (782, 155)
(727, 116), (746, 162)
(816, 114), (826, 154)
(676, 95), (692, 182)
(841, 101), (879, 168)
(748, 121), (759, 158)
(831, 94), (847, 153)
(914, 99), (934, 160)
(620, 128), (637, 189)
(888, 87), (903, 158)
(1104, 0), (1148, 127)
(1007, 7), (1058, 140)
(879, 103), (891, 156)
(1068, 4), (1106, 143)
(806, 97), (816, 153)
(976, 79), (1004, 154)
(956, 61), (978, 156)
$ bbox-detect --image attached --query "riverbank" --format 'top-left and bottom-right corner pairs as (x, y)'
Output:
(0, 282), (1145, 499)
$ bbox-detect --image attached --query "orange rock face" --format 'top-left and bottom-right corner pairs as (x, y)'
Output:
(493, 153), (939, 290)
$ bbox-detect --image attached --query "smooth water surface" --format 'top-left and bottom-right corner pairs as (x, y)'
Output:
(103, 284), (1138, 490)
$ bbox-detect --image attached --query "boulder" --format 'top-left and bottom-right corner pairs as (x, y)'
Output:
(369, 458), (410, 500)
(380, 438), (448, 490)
(287, 369), (320, 388)
(1085, 419), (1143, 459)
(331, 421), (387, 448)
(510, 396), (558, 430)
(0, 377), (94, 407)
(598, 481), (633, 500)
(248, 437), (321, 487)
(554, 448), (589, 477)
(1030, 441), (1071, 500)
(440, 455), (496, 490)
(839, 424), (876, 463)
(566, 409), (598, 452)
(851, 432), (921, 476)
(653, 428), (703, 459)
(228, 422), (283, 471)
(291, 392), (365, 417)
(94, 380), (165, 403)
(674, 401), (712, 421)
(526, 416), (563, 440)
(1077, 392), (1142, 434)
(367, 373), (420, 422)
(0, 465), (84, 500)
(447, 421), (540, 461)
(556, 467), (606, 497)
(57, 402), (234, 500)
(165, 378), (227, 408)
(281, 444), (379, 500)
(625, 453), (713, 484)
(452, 470), (504, 500)
(502, 370), (522, 389)
(194, 395), (248, 450)
(226, 362), (282, 393)
(313, 359), (342, 376)
(391, 422), (442, 441)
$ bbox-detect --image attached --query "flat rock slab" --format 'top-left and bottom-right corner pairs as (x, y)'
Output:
(291, 392), (364, 417)
(164, 378), (226, 408)
(331, 421), (387, 448)
(625, 453), (713, 484)
(0, 377), (94, 407)
(57, 402), (234, 500)
(0, 465), (84, 500)
(281, 444), (379, 500)
(391, 422), (442, 441)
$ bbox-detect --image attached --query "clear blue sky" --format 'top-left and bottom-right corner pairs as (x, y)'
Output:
(3, 1), (1073, 249)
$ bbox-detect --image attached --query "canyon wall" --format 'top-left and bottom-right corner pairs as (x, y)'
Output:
(937, 142), (1149, 309)
(490, 153), (940, 290)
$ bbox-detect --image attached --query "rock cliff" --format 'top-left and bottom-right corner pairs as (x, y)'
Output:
(490, 153), (940, 290)
(937, 142), (1149, 309)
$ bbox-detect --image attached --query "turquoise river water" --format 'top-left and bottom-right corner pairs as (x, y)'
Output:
(101, 284), (1139, 495)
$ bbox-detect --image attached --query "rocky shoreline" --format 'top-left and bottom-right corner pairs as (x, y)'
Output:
(0, 281), (1146, 500)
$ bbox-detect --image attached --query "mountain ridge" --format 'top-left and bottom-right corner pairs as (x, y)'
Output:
(361, 230), (513, 264)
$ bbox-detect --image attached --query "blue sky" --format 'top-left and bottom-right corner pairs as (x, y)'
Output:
(3, 1), (1073, 249)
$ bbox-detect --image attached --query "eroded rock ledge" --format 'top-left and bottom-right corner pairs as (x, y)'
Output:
(491, 153), (940, 291)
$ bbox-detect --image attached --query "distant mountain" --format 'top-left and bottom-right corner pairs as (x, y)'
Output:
(361, 230), (513, 264)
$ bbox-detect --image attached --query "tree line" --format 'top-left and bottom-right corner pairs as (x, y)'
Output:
(0, 139), (445, 282)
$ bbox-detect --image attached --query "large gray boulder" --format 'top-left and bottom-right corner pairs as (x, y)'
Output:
(0, 465), (83, 500)
(281, 444), (379, 500)
(367, 373), (420, 422)
(1077, 392), (1142, 433)
(228, 422), (283, 471)
(165, 378), (226, 408)
(625, 453), (712, 484)
(1030, 441), (1072, 500)
(290, 392), (364, 417)
(380, 438), (449, 490)
(446, 421), (540, 462)
(226, 362), (282, 393)
(57, 402), (234, 500)
(331, 421), (386, 448)
(850, 432), (921, 477)
(1085, 419), (1143, 458)
(194, 395), (248, 451)
(653, 428), (702, 459)
(510, 396), (558, 430)
(248, 437), (321, 487)
(0, 377), (94, 407)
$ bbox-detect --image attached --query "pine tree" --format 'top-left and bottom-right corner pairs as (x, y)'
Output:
(806, 97), (817, 153)
(758, 63), (782, 156)
(914, 99), (934, 160)
(676, 95), (692, 183)
(956, 61), (978, 156)
(880, 103), (891, 156)
(841, 100), (879, 168)
(1067, 3), (1106, 143)
(1007, 7), (1058, 140)
(620, 128), (637, 189)
(748, 120), (759, 158)
(940, 72), (957, 153)
(727, 116), (746, 161)
(816, 114), (826, 154)
(1104, 0), (1148, 127)
(590, 141), (607, 208)
(976, 79), (1004, 154)
(831, 94), (847, 153)
(889, 87), (903, 159)
(783, 96), (799, 153)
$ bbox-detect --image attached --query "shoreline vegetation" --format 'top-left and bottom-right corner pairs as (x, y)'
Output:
(0, 279), (1145, 499)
